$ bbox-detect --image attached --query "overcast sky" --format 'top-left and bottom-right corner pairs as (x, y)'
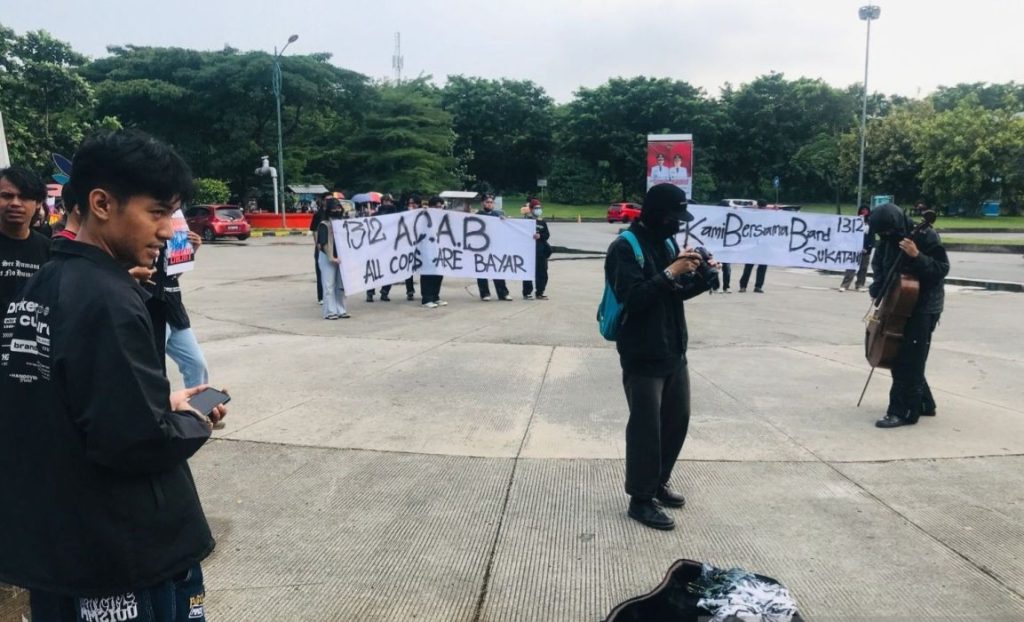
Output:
(5, 0), (1022, 102)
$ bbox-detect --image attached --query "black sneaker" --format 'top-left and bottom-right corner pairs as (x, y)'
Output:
(365, 294), (374, 303)
(536, 293), (548, 300)
(407, 292), (415, 301)
(875, 413), (918, 428)
(754, 288), (765, 293)
(380, 294), (390, 302)
(655, 485), (686, 508)
(627, 498), (675, 531)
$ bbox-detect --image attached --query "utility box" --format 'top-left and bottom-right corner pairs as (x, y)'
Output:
(981, 200), (1000, 217)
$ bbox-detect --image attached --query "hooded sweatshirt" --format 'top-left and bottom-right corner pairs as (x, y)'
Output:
(867, 204), (948, 314)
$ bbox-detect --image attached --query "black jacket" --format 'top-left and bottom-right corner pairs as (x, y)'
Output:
(604, 223), (714, 376)
(868, 206), (948, 314)
(529, 217), (552, 258)
(0, 239), (214, 596)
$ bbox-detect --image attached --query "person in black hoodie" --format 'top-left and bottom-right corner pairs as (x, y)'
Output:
(521, 198), (551, 300)
(604, 184), (718, 531)
(867, 203), (949, 429)
(0, 130), (227, 621)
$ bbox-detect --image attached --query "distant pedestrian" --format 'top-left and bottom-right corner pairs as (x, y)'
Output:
(739, 201), (771, 293)
(0, 165), (50, 313)
(522, 198), (551, 300)
(839, 205), (873, 292)
(420, 196), (447, 308)
(476, 195), (511, 301)
(317, 198), (350, 319)
(310, 196), (327, 304)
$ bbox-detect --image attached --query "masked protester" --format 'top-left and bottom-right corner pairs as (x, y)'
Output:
(317, 198), (350, 319)
(867, 203), (949, 428)
(604, 184), (718, 531)
(522, 199), (551, 299)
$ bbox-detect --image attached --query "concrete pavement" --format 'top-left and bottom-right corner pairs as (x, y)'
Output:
(3, 235), (1023, 621)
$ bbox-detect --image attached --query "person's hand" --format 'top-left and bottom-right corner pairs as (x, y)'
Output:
(129, 266), (156, 283)
(170, 385), (230, 429)
(330, 257), (340, 265)
(668, 250), (701, 277)
(898, 238), (919, 258)
(533, 233), (540, 240)
(187, 230), (202, 250)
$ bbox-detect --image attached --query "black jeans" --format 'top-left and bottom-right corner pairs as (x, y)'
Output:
(380, 277), (415, 298)
(739, 264), (767, 290)
(522, 253), (549, 297)
(314, 249), (323, 301)
(841, 251), (872, 289)
(888, 312), (940, 419)
(477, 279), (509, 299)
(30, 563), (206, 622)
(622, 365), (691, 499)
(420, 274), (444, 303)
(719, 263), (731, 290)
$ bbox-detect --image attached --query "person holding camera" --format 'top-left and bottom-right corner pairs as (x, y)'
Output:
(604, 183), (718, 531)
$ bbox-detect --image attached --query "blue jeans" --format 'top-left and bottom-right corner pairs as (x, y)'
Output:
(317, 253), (347, 318)
(29, 563), (206, 622)
(165, 325), (209, 389)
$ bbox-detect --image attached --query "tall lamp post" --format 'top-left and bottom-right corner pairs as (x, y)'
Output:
(272, 34), (298, 227)
(855, 6), (880, 212)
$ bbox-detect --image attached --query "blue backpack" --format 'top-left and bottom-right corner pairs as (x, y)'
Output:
(598, 231), (675, 341)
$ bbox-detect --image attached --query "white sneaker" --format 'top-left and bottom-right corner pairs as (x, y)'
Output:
(437, 300), (448, 306)
(423, 302), (439, 308)
(481, 295), (492, 301)
(838, 287), (847, 292)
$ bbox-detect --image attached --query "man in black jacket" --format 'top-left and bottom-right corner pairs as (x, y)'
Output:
(476, 195), (512, 301)
(522, 198), (552, 300)
(605, 184), (718, 531)
(868, 203), (949, 428)
(0, 130), (227, 621)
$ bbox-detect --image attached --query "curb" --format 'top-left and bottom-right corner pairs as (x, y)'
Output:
(944, 243), (1024, 254)
(251, 229), (310, 237)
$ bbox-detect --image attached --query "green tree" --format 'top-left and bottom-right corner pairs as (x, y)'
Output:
(441, 76), (554, 193)
(193, 178), (231, 204)
(560, 76), (722, 201)
(344, 79), (457, 193)
(0, 24), (107, 172)
(914, 99), (1024, 214)
(82, 45), (371, 199)
(791, 132), (846, 211)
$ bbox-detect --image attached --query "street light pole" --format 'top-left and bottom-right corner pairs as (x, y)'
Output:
(855, 6), (880, 213)
(272, 34), (298, 228)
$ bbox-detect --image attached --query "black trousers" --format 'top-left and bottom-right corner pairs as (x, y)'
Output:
(888, 312), (940, 419)
(719, 263), (731, 290)
(622, 365), (691, 499)
(739, 264), (767, 289)
(314, 249), (323, 301)
(841, 251), (872, 289)
(523, 253), (549, 297)
(375, 277), (415, 298)
(420, 274), (444, 303)
(477, 279), (509, 299)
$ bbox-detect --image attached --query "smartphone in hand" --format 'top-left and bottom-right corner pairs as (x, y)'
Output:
(187, 388), (231, 417)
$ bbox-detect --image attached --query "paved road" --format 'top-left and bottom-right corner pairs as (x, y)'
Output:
(4, 237), (1022, 621)
(548, 222), (1024, 285)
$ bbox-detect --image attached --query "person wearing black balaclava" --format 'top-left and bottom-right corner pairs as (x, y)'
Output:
(604, 183), (719, 531)
(317, 198), (350, 319)
(867, 203), (949, 428)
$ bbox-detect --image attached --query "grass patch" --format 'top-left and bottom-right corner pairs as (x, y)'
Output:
(942, 236), (1024, 246)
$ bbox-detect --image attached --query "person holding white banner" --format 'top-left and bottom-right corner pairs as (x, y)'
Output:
(316, 199), (350, 319)
(475, 195), (512, 301)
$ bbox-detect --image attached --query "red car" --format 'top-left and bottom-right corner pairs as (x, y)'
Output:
(607, 202), (642, 223)
(185, 204), (251, 241)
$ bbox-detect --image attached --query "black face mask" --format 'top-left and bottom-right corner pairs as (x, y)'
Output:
(329, 211), (344, 220)
(651, 216), (681, 240)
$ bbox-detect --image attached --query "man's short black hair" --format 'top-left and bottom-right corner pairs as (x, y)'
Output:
(70, 130), (194, 218)
(428, 195), (444, 207)
(0, 166), (47, 202)
(60, 183), (78, 213)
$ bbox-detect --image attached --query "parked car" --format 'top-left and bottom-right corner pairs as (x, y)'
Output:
(607, 202), (642, 223)
(185, 204), (251, 241)
(717, 199), (758, 209)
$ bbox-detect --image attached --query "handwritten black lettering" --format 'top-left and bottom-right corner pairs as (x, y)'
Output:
(463, 217), (490, 252)
(394, 215), (415, 251)
(436, 214), (457, 247)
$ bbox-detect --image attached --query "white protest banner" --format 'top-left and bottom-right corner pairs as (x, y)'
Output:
(165, 209), (195, 275)
(677, 205), (865, 270)
(332, 209), (536, 294)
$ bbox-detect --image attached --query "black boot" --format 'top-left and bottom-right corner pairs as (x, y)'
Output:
(656, 485), (686, 508)
(628, 498), (675, 531)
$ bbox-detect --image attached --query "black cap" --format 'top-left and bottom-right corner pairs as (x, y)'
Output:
(643, 183), (693, 222)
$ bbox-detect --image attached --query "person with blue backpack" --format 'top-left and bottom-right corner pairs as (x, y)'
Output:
(601, 183), (719, 531)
